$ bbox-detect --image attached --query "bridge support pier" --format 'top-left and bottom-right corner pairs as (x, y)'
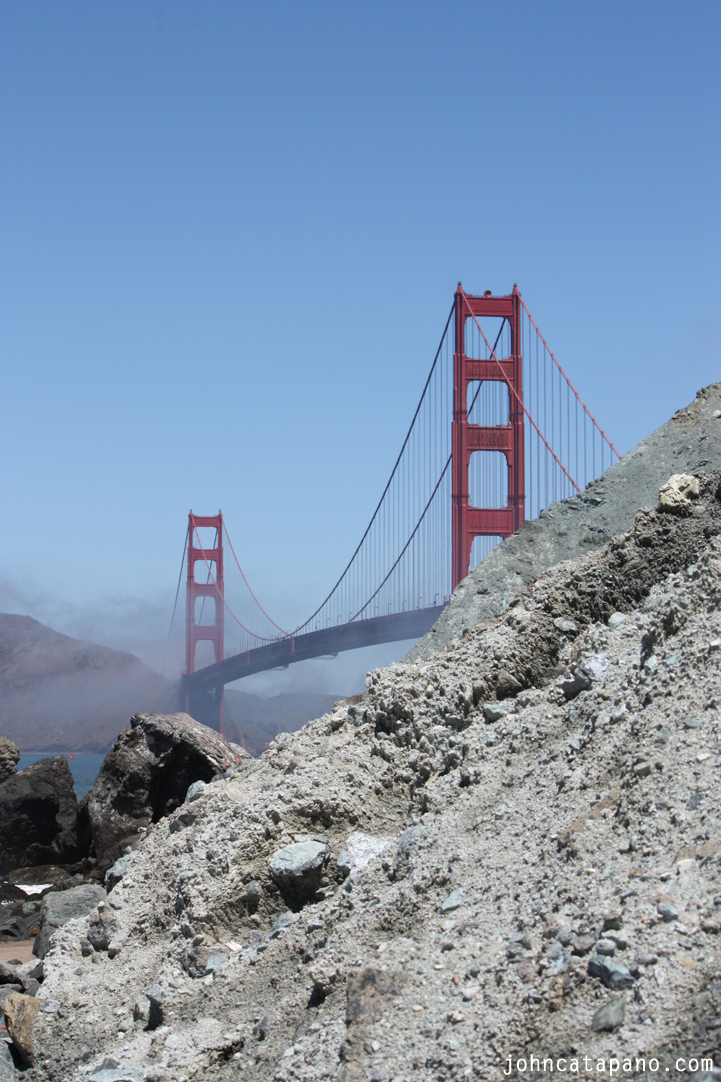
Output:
(452, 285), (525, 589)
(183, 682), (224, 734)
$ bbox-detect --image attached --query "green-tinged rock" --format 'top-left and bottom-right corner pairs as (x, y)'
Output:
(592, 995), (626, 1031)
(441, 889), (463, 912)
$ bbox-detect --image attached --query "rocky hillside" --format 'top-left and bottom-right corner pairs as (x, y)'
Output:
(21, 472), (721, 1081)
(408, 381), (721, 661)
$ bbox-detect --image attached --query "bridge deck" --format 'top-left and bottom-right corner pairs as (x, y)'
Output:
(183, 605), (445, 692)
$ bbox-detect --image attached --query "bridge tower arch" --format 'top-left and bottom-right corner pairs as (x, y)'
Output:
(452, 285), (525, 589)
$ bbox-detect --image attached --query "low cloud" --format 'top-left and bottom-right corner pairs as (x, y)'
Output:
(0, 577), (416, 699)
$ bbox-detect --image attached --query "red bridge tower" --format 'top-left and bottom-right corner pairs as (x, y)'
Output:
(185, 511), (225, 733)
(452, 285), (525, 589)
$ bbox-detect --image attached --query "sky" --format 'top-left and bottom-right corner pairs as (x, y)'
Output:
(2, 1), (720, 697)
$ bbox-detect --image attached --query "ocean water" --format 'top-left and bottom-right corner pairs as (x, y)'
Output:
(17, 752), (105, 799)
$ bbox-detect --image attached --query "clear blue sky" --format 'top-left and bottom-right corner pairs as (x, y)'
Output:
(2, 1), (719, 694)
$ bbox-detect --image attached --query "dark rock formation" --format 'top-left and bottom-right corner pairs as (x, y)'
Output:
(85, 712), (244, 866)
(0, 737), (19, 783)
(0, 757), (81, 873)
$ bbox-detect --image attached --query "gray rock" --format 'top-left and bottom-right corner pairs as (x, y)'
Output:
(87, 911), (116, 952)
(204, 952), (228, 976)
(592, 995), (626, 1031)
(561, 654), (610, 700)
(608, 612), (627, 629)
(658, 902), (679, 922)
(482, 703), (509, 722)
(588, 955), (634, 989)
(571, 934), (596, 956)
(0, 917), (28, 941)
(33, 883), (107, 958)
(554, 617), (578, 634)
(546, 941), (571, 974)
(441, 889), (463, 913)
(350, 831), (386, 864)
(268, 911), (299, 939)
(0, 1040), (16, 1082)
(244, 879), (262, 899)
(89, 1062), (144, 1082)
(15, 960), (42, 984)
(336, 850), (352, 877)
(184, 780), (207, 804)
(560, 668), (593, 699)
(105, 853), (134, 891)
(268, 841), (329, 887)
(39, 999), (61, 1013)
(107, 930), (129, 958)
(144, 984), (167, 1007)
(0, 963), (17, 985)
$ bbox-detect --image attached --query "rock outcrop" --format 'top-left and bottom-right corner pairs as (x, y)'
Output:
(33, 884), (107, 959)
(0, 756), (81, 873)
(22, 474), (721, 1081)
(84, 712), (245, 866)
(408, 381), (721, 662)
(0, 737), (19, 783)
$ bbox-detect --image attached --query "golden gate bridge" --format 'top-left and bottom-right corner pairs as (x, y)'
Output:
(170, 285), (618, 730)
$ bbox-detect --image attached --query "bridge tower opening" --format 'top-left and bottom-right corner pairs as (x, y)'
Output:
(452, 285), (525, 589)
(185, 511), (225, 733)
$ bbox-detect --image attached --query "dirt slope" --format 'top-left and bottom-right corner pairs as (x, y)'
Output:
(407, 381), (721, 663)
(29, 473), (721, 1081)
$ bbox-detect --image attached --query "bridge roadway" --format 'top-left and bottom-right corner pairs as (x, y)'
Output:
(183, 605), (446, 696)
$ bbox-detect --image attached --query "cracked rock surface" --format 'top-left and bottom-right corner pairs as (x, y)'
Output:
(15, 474), (721, 1081)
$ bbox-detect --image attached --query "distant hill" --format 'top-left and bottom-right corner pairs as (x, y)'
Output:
(223, 689), (343, 756)
(0, 613), (177, 752)
(0, 613), (348, 756)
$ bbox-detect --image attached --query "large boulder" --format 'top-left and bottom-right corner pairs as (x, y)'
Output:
(86, 712), (244, 866)
(0, 737), (19, 783)
(33, 883), (107, 959)
(0, 756), (81, 873)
